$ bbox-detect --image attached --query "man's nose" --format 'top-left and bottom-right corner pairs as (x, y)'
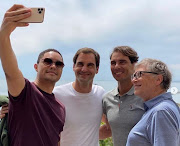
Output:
(81, 65), (88, 71)
(50, 62), (57, 68)
(114, 62), (122, 68)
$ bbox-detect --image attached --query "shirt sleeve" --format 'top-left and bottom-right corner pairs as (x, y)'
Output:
(102, 96), (107, 115)
(147, 110), (179, 146)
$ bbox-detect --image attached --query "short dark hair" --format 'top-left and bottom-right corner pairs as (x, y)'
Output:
(73, 47), (100, 68)
(37, 48), (63, 63)
(110, 46), (139, 64)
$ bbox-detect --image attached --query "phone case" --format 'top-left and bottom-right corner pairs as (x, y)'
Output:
(19, 8), (45, 23)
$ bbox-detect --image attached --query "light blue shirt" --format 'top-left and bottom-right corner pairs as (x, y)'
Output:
(126, 92), (180, 146)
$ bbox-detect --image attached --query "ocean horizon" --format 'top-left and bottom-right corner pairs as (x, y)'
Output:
(0, 80), (180, 104)
(56, 80), (180, 104)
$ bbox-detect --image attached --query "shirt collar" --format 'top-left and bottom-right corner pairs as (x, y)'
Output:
(112, 86), (134, 98)
(144, 92), (172, 111)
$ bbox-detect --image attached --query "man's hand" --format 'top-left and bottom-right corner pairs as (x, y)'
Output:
(99, 124), (112, 140)
(99, 114), (112, 140)
(0, 4), (31, 37)
(0, 104), (9, 119)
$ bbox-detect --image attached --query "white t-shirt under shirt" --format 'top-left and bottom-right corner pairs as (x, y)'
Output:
(53, 82), (105, 146)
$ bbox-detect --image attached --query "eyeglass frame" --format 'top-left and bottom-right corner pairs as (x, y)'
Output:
(41, 58), (65, 68)
(131, 71), (159, 80)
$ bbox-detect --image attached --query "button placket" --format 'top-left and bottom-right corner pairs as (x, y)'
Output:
(118, 96), (123, 108)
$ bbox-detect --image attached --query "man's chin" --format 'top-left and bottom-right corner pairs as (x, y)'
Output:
(79, 77), (92, 83)
(134, 90), (140, 96)
(45, 77), (59, 83)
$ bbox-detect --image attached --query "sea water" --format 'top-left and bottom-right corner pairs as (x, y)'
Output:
(170, 82), (180, 103)
(1, 80), (180, 103)
(93, 80), (180, 104)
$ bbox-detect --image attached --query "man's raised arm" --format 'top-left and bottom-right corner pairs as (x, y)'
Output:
(0, 4), (31, 97)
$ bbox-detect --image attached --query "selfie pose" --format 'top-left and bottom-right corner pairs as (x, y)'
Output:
(0, 4), (65, 146)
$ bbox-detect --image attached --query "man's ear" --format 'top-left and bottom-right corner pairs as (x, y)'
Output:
(34, 64), (38, 72)
(131, 62), (136, 73)
(96, 67), (99, 74)
(73, 64), (75, 72)
(156, 74), (163, 86)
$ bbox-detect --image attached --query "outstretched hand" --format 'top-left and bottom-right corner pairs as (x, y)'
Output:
(0, 4), (31, 36)
(0, 104), (9, 119)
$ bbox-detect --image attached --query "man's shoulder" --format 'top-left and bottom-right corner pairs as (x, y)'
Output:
(102, 88), (117, 101)
(92, 84), (106, 95)
(153, 99), (179, 113)
(53, 82), (73, 101)
(54, 82), (72, 90)
(93, 84), (105, 90)
(24, 78), (37, 90)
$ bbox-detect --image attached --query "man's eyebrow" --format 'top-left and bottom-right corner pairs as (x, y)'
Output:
(88, 62), (95, 65)
(119, 59), (127, 61)
(77, 61), (83, 64)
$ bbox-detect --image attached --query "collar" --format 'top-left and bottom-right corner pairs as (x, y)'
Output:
(112, 86), (134, 98)
(144, 92), (172, 111)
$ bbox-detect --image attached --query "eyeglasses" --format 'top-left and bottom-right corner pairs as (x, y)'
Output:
(131, 71), (158, 80)
(42, 58), (64, 68)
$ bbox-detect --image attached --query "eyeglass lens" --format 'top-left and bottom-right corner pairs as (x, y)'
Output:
(132, 71), (142, 80)
(132, 71), (158, 80)
(43, 58), (64, 68)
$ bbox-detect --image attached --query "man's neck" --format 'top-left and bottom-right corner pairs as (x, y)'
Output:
(72, 80), (92, 93)
(118, 81), (133, 96)
(146, 88), (166, 101)
(34, 79), (55, 94)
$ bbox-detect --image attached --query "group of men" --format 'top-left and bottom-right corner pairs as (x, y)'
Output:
(0, 4), (180, 146)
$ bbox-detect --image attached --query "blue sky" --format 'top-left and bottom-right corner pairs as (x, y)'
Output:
(0, 0), (180, 95)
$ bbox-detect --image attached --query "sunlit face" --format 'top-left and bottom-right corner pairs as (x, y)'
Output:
(73, 53), (98, 84)
(132, 66), (159, 101)
(35, 51), (64, 83)
(110, 52), (135, 83)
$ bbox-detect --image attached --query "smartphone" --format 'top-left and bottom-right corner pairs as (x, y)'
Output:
(19, 8), (45, 23)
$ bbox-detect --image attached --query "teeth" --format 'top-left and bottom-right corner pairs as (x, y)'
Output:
(47, 72), (56, 75)
(116, 72), (122, 75)
(80, 73), (89, 75)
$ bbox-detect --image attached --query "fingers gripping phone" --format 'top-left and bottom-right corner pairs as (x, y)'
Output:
(19, 8), (45, 23)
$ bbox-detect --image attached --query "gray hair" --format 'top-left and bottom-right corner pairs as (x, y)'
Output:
(135, 58), (172, 90)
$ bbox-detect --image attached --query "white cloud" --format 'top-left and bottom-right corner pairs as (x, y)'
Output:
(0, 1), (149, 53)
(45, 0), (146, 42)
(1, 0), (180, 56)
(0, 0), (180, 82)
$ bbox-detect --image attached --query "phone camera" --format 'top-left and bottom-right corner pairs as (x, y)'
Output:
(38, 8), (43, 14)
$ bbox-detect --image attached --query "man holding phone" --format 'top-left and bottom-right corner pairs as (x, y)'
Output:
(0, 4), (65, 146)
(19, 7), (45, 23)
